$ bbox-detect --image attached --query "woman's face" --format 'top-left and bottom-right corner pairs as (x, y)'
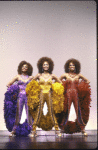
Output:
(22, 64), (28, 72)
(42, 61), (49, 71)
(69, 62), (75, 72)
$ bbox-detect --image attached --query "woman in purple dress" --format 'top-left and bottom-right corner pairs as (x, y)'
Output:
(6, 61), (33, 136)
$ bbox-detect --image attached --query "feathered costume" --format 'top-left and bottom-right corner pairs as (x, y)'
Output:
(26, 79), (64, 131)
(56, 80), (91, 134)
(4, 80), (32, 136)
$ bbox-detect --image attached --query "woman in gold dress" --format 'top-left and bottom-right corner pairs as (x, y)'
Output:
(26, 57), (64, 137)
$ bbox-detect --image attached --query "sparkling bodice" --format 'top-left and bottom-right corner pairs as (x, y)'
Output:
(39, 78), (52, 93)
(65, 79), (79, 90)
(18, 80), (30, 91)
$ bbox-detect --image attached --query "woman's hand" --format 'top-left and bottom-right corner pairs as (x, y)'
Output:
(29, 76), (34, 80)
(33, 73), (40, 80)
(79, 74), (90, 84)
(6, 75), (18, 87)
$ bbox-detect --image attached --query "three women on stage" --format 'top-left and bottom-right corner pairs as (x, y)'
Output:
(4, 57), (91, 137)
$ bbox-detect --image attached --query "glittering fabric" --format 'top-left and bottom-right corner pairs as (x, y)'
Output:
(4, 80), (33, 136)
(52, 82), (64, 114)
(26, 79), (64, 131)
(57, 80), (91, 134)
(4, 83), (19, 131)
(26, 80), (41, 110)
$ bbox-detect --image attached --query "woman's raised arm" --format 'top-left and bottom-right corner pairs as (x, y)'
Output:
(79, 74), (90, 84)
(6, 75), (18, 87)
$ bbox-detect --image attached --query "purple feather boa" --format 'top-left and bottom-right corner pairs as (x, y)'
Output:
(4, 83), (31, 136)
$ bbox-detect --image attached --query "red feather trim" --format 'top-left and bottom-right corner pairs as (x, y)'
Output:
(60, 80), (91, 134)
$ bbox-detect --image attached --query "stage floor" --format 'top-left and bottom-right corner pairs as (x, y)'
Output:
(0, 130), (97, 149)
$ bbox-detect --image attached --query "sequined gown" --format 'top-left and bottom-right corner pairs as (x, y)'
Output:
(12, 80), (32, 131)
(26, 79), (64, 131)
(57, 79), (91, 133)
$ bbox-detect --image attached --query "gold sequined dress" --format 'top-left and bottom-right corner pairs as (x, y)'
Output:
(26, 79), (64, 131)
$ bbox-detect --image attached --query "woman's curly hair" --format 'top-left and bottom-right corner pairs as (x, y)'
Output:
(64, 58), (81, 74)
(17, 60), (33, 76)
(37, 57), (54, 74)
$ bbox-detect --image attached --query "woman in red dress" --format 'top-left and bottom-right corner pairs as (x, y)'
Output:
(58, 58), (91, 136)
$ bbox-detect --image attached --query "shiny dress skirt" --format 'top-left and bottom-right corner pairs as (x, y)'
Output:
(26, 80), (64, 131)
(4, 81), (32, 136)
(56, 80), (91, 134)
